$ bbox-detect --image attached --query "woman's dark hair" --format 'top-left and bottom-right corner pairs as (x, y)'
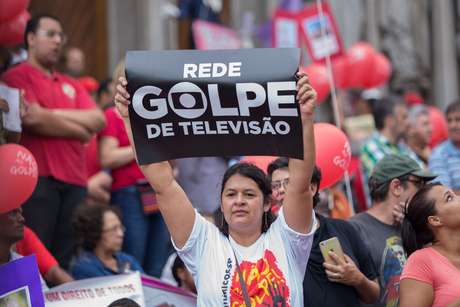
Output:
(311, 166), (322, 208)
(72, 203), (122, 252)
(107, 298), (140, 307)
(172, 254), (186, 287)
(216, 163), (275, 236)
(401, 183), (440, 257)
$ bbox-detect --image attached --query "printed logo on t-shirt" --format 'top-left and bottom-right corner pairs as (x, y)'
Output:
(221, 257), (233, 307)
(226, 249), (290, 306)
(380, 236), (406, 307)
(62, 83), (76, 99)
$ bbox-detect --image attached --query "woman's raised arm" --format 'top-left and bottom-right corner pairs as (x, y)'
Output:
(282, 73), (316, 233)
(114, 77), (195, 249)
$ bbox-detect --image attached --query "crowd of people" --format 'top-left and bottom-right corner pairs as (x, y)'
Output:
(1, 12), (460, 307)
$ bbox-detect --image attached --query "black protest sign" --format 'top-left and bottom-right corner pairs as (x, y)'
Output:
(125, 48), (302, 165)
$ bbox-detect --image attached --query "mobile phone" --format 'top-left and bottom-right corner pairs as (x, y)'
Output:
(319, 237), (345, 263)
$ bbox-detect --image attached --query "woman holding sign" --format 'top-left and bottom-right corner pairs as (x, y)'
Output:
(115, 73), (317, 306)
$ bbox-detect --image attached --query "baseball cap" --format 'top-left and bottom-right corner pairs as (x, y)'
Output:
(370, 154), (437, 185)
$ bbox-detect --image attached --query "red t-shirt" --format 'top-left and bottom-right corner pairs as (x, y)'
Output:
(2, 62), (97, 186)
(99, 107), (144, 190)
(16, 226), (58, 276)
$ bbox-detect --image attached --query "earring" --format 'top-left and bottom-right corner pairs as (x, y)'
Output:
(221, 213), (224, 228)
(264, 211), (268, 228)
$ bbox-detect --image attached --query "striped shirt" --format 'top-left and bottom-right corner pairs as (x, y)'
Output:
(429, 140), (460, 190)
(360, 132), (423, 207)
(360, 132), (423, 178)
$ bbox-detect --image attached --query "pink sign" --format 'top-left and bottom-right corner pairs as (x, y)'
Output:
(272, 9), (300, 48)
(298, 1), (344, 61)
(192, 20), (242, 50)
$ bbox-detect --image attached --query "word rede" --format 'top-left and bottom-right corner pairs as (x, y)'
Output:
(183, 62), (241, 78)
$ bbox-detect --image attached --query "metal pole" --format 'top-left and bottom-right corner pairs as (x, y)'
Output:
(315, 0), (354, 213)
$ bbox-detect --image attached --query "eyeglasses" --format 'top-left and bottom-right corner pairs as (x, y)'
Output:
(271, 178), (290, 190)
(36, 29), (67, 44)
(102, 225), (126, 234)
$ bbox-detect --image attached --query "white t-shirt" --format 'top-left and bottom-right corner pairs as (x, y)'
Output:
(174, 208), (316, 306)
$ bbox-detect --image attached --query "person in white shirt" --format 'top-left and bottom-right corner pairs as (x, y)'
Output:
(114, 72), (317, 306)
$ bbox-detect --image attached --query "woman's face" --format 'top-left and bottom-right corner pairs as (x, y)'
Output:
(428, 185), (460, 228)
(98, 211), (124, 253)
(221, 174), (269, 234)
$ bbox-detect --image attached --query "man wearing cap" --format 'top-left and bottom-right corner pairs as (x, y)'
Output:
(350, 154), (436, 307)
(360, 96), (423, 207)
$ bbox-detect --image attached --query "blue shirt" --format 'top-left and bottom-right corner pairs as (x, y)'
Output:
(429, 140), (460, 190)
(70, 251), (144, 280)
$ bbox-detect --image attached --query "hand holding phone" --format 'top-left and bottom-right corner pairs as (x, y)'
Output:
(319, 236), (345, 264)
(320, 237), (365, 287)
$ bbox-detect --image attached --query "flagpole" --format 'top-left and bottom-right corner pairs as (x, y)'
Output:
(315, 0), (354, 214)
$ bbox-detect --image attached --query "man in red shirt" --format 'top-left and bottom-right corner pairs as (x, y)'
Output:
(1, 14), (105, 269)
(16, 226), (73, 286)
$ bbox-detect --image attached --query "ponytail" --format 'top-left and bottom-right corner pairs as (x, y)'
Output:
(401, 216), (422, 257)
(401, 183), (440, 257)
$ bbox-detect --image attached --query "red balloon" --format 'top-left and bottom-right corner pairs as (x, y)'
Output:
(0, 10), (30, 46)
(0, 144), (38, 213)
(331, 55), (351, 89)
(428, 106), (448, 149)
(347, 42), (376, 88)
(240, 156), (278, 174)
(0, 0), (29, 22)
(301, 64), (330, 104)
(363, 52), (392, 88)
(314, 123), (351, 190)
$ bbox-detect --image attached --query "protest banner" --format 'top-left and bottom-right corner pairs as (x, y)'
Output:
(192, 20), (242, 50)
(272, 9), (300, 48)
(44, 273), (145, 307)
(0, 84), (21, 133)
(297, 1), (344, 61)
(141, 275), (196, 306)
(0, 255), (45, 307)
(125, 48), (303, 164)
